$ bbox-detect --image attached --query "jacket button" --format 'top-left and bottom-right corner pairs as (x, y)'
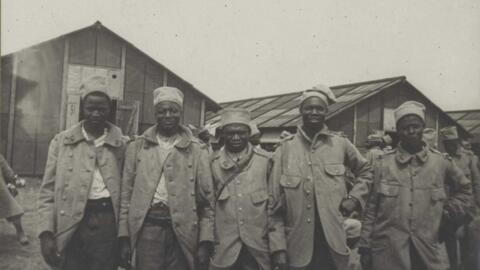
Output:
(193, 221), (198, 226)
(188, 164), (192, 168)
(307, 204), (311, 209)
(308, 162), (312, 166)
(68, 167), (73, 171)
(240, 221), (244, 225)
(190, 177), (194, 182)
(191, 192), (195, 196)
(238, 207), (242, 211)
(192, 207), (196, 212)
(307, 218), (311, 223)
(238, 193), (243, 197)
(306, 190), (310, 195)
(60, 210), (65, 216)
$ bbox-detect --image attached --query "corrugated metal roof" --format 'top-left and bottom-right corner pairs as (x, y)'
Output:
(207, 76), (405, 127)
(447, 110), (480, 135)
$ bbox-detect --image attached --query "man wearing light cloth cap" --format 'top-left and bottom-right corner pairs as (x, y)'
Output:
(359, 101), (472, 270)
(423, 128), (438, 150)
(440, 126), (480, 270)
(269, 84), (372, 270)
(38, 76), (128, 270)
(364, 131), (386, 165)
(118, 86), (215, 270)
(210, 108), (274, 270)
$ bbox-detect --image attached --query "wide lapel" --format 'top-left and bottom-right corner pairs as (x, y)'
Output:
(142, 126), (164, 195)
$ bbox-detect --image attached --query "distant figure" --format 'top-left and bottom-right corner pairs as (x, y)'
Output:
(0, 153), (28, 245)
(423, 128), (438, 150)
(364, 131), (386, 164)
(198, 124), (214, 154)
(440, 126), (480, 270)
(249, 122), (262, 147)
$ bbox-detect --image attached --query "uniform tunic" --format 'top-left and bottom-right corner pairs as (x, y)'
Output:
(210, 144), (272, 270)
(359, 145), (472, 270)
(269, 125), (372, 269)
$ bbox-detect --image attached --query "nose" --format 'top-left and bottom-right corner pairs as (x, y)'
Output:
(232, 133), (240, 140)
(165, 110), (172, 117)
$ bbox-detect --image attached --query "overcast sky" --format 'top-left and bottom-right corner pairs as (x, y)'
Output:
(3, 0), (480, 110)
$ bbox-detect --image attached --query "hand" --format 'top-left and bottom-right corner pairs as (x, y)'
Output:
(15, 177), (26, 187)
(39, 231), (61, 267)
(271, 250), (288, 270)
(118, 237), (131, 270)
(339, 197), (358, 217)
(343, 218), (362, 239)
(358, 247), (372, 270)
(196, 241), (213, 270)
(7, 183), (18, 197)
(438, 209), (457, 243)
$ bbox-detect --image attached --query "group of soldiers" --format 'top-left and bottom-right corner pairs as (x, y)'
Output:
(35, 76), (479, 270)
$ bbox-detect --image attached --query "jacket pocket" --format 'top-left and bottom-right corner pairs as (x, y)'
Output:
(280, 174), (302, 188)
(324, 164), (346, 176)
(251, 190), (269, 204)
(378, 182), (400, 197)
(431, 187), (446, 201)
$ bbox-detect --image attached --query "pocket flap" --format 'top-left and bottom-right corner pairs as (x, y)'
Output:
(378, 183), (400, 197)
(251, 190), (269, 204)
(431, 188), (446, 201)
(218, 188), (230, 201)
(324, 164), (346, 176)
(280, 175), (302, 188)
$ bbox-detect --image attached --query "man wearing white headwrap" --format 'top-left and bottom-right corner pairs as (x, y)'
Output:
(119, 86), (215, 270)
(269, 84), (372, 270)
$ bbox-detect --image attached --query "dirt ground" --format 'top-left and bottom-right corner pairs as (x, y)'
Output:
(0, 178), (451, 270)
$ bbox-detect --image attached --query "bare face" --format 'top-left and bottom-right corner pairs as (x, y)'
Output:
(396, 115), (425, 149)
(223, 123), (250, 153)
(155, 101), (181, 135)
(301, 97), (328, 129)
(82, 94), (111, 125)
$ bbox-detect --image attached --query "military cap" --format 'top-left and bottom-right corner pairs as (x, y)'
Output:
(250, 122), (260, 137)
(440, 126), (459, 141)
(394, 101), (425, 124)
(300, 84), (337, 106)
(153, 86), (184, 108)
(423, 128), (438, 148)
(80, 76), (112, 100)
(220, 108), (251, 128)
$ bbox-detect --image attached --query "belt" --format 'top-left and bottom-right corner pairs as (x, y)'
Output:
(144, 202), (172, 227)
(85, 198), (113, 212)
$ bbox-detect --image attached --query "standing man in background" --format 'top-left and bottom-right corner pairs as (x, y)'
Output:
(440, 126), (480, 270)
(118, 86), (214, 270)
(38, 76), (127, 270)
(269, 84), (372, 270)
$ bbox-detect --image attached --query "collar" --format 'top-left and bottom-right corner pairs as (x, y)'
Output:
(63, 121), (124, 147)
(395, 143), (428, 164)
(217, 143), (254, 170)
(297, 124), (333, 145)
(142, 124), (193, 149)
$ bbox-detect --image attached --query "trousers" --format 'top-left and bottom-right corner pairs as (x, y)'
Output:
(61, 198), (117, 270)
(136, 203), (189, 270)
